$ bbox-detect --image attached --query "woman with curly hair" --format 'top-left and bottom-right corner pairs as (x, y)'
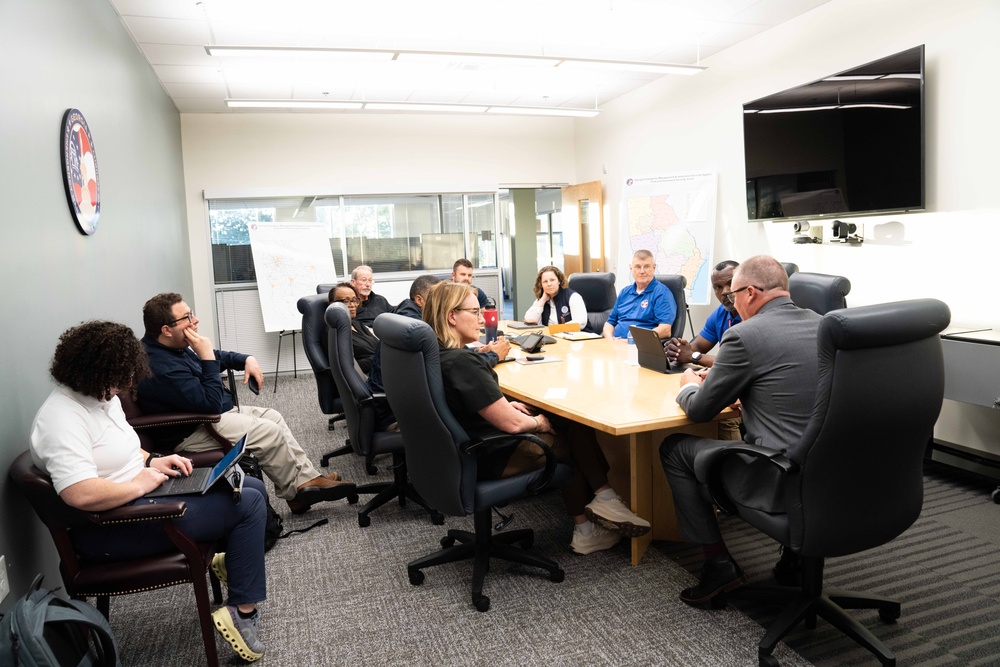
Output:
(30, 320), (269, 662)
(522, 265), (590, 331)
(424, 282), (650, 555)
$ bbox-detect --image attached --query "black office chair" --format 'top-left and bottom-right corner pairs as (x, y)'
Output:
(374, 313), (571, 612)
(780, 262), (799, 277)
(567, 271), (616, 334)
(788, 271), (851, 315)
(296, 294), (350, 466)
(705, 298), (951, 667)
(325, 303), (442, 527)
(654, 274), (689, 339)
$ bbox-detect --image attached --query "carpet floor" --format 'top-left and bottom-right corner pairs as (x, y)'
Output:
(105, 374), (999, 666)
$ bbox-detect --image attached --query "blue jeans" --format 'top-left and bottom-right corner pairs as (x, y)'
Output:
(73, 477), (267, 605)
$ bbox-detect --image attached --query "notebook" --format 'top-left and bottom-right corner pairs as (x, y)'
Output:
(628, 326), (685, 374)
(144, 434), (248, 498)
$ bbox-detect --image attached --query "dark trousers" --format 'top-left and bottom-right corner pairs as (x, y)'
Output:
(660, 433), (785, 545)
(491, 420), (610, 517)
(74, 477), (268, 605)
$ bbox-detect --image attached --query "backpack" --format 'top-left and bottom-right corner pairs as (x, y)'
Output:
(237, 453), (327, 550)
(237, 453), (284, 551)
(0, 574), (121, 667)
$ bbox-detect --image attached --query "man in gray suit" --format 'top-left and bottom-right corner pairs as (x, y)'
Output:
(660, 255), (822, 606)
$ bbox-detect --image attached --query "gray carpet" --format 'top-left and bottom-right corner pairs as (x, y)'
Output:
(104, 374), (999, 666)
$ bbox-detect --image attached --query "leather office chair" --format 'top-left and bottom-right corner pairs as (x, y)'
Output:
(325, 303), (441, 527)
(9, 451), (224, 667)
(567, 271), (616, 334)
(117, 391), (227, 468)
(654, 274), (689, 339)
(705, 298), (951, 667)
(297, 294), (350, 467)
(374, 313), (571, 612)
(780, 262), (799, 277)
(788, 271), (851, 315)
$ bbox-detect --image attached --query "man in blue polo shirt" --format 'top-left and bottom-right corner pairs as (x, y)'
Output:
(603, 249), (676, 340)
(664, 260), (742, 368)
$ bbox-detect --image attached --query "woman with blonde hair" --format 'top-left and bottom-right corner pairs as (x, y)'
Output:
(423, 281), (649, 554)
(522, 265), (590, 331)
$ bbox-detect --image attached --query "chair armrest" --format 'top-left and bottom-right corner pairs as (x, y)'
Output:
(463, 431), (558, 494)
(127, 413), (221, 430)
(85, 501), (188, 527)
(704, 443), (797, 515)
(358, 393), (391, 409)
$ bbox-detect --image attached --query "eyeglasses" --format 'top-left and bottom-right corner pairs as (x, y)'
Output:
(167, 312), (195, 327)
(454, 307), (482, 317)
(334, 297), (361, 306)
(721, 286), (755, 303)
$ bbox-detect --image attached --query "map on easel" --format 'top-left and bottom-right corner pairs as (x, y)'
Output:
(248, 222), (338, 332)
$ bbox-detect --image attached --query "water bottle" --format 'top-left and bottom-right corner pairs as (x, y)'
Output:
(484, 307), (499, 342)
(627, 330), (638, 364)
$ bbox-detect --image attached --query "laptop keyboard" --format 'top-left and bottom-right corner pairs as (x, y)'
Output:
(158, 468), (210, 494)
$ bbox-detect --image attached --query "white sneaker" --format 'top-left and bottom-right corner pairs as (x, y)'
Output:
(570, 524), (622, 555)
(585, 495), (651, 537)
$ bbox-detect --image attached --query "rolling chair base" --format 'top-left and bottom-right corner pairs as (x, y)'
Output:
(723, 557), (899, 667)
(407, 508), (564, 612)
(355, 453), (443, 527)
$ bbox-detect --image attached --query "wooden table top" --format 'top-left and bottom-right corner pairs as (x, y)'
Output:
(495, 323), (720, 436)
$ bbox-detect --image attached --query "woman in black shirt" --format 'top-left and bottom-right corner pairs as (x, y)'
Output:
(329, 282), (378, 375)
(423, 281), (650, 555)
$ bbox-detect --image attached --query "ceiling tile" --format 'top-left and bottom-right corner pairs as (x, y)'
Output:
(154, 65), (225, 85)
(141, 44), (215, 66)
(109, 0), (206, 20)
(163, 82), (229, 99)
(122, 16), (211, 45)
(172, 98), (230, 113)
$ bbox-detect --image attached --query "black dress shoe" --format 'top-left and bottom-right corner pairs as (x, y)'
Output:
(772, 546), (802, 587)
(680, 553), (747, 606)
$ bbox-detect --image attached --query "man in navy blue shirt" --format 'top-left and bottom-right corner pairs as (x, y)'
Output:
(452, 258), (490, 308)
(603, 249), (676, 340)
(138, 293), (357, 515)
(664, 260), (742, 368)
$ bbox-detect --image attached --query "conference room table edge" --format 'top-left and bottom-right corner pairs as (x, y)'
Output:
(493, 323), (737, 566)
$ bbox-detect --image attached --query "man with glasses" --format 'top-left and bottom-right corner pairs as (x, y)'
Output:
(659, 255), (821, 606)
(602, 249), (676, 340)
(138, 293), (357, 515)
(351, 265), (391, 328)
(664, 260), (741, 369)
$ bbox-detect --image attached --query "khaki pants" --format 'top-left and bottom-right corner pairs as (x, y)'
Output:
(176, 406), (320, 500)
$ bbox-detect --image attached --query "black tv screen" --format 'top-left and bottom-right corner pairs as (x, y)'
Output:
(743, 45), (924, 222)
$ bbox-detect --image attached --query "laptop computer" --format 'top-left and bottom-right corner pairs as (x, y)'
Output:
(628, 325), (684, 374)
(145, 434), (248, 498)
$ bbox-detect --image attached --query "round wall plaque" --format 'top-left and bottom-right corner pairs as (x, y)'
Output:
(61, 108), (101, 235)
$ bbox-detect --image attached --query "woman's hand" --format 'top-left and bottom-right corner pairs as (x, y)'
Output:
(150, 454), (194, 478)
(133, 467), (170, 495)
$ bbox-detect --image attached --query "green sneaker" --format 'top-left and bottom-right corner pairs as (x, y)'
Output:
(212, 605), (264, 662)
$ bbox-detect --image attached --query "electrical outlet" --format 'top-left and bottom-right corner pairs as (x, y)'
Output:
(0, 555), (9, 602)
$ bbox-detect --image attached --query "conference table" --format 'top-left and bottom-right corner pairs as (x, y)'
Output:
(493, 325), (736, 565)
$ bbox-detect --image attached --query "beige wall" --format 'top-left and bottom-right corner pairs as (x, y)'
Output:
(180, 113), (578, 335)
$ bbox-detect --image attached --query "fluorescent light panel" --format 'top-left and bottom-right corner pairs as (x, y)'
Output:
(226, 99), (599, 117)
(227, 100), (363, 109)
(207, 45), (703, 76)
(365, 102), (488, 113)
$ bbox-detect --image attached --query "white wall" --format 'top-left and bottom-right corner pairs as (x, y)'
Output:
(180, 113), (578, 336)
(573, 0), (1000, 457)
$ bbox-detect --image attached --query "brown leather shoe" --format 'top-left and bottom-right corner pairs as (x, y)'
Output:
(323, 471), (342, 482)
(287, 476), (357, 515)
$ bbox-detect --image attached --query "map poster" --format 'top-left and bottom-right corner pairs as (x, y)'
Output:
(248, 222), (338, 332)
(620, 171), (718, 306)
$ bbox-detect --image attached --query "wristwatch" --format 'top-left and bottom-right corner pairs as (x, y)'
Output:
(690, 351), (703, 363)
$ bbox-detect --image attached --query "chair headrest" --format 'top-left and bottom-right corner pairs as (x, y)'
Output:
(788, 272), (852, 315)
(820, 298), (951, 350)
(296, 292), (327, 316)
(568, 272), (617, 311)
(655, 274), (687, 292)
(374, 312), (437, 355)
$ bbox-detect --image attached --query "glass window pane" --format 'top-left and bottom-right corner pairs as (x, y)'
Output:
(467, 193), (496, 268)
(208, 204), (274, 283)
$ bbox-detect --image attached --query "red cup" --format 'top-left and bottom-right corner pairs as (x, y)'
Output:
(484, 308), (499, 342)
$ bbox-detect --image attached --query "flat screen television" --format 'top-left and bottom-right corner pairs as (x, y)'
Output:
(743, 45), (924, 222)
